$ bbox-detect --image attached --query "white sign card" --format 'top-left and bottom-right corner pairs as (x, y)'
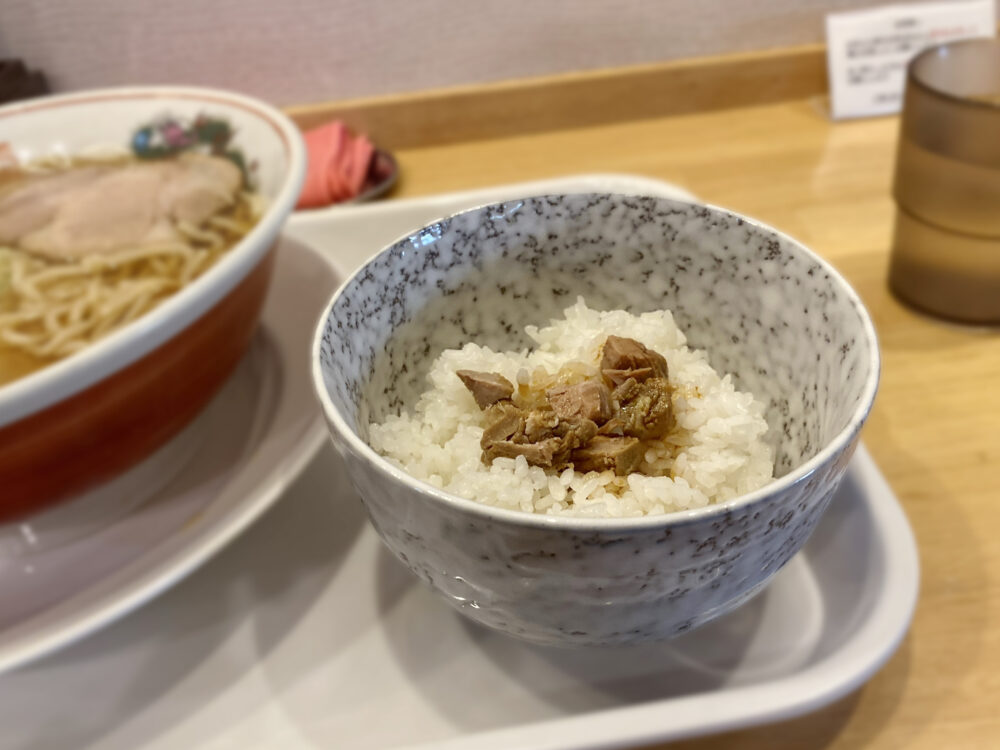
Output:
(826, 0), (996, 119)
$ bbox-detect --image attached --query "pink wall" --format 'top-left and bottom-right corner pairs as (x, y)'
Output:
(0, 0), (921, 106)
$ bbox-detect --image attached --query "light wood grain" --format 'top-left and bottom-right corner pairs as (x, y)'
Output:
(384, 98), (1000, 749)
(286, 45), (827, 148)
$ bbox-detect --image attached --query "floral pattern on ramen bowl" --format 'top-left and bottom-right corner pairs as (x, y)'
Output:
(131, 114), (257, 189)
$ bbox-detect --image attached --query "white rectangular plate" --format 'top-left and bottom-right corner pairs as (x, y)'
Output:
(0, 175), (918, 750)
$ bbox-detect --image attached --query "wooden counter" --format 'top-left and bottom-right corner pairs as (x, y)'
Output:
(385, 99), (1000, 749)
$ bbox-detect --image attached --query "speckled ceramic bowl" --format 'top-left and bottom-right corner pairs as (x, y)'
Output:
(312, 193), (879, 646)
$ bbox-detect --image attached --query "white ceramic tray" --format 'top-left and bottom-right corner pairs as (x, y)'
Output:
(0, 176), (919, 750)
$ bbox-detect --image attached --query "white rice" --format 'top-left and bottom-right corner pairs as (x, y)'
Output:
(369, 299), (774, 517)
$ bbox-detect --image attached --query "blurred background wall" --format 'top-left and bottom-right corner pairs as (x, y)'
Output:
(0, 0), (958, 105)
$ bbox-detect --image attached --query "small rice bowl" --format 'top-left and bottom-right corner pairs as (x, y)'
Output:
(368, 299), (774, 517)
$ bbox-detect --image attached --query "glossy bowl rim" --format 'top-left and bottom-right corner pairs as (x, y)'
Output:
(311, 193), (881, 532)
(0, 85), (306, 428)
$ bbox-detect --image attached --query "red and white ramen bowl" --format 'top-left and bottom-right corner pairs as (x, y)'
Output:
(0, 86), (305, 522)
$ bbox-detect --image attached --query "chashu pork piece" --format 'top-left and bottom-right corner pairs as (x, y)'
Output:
(457, 369), (515, 409)
(159, 153), (242, 226)
(0, 166), (111, 247)
(4, 154), (242, 261)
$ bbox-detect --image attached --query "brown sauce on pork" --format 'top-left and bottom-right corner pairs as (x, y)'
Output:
(457, 336), (675, 476)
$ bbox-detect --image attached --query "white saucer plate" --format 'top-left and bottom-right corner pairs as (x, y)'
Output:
(0, 237), (339, 675)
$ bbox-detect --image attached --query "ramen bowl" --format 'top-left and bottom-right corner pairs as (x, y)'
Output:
(0, 86), (305, 522)
(312, 193), (880, 646)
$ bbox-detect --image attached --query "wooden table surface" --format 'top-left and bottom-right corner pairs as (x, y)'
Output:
(387, 98), (1000, 749)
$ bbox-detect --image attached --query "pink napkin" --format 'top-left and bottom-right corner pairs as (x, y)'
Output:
(297, 121), (375, 209)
